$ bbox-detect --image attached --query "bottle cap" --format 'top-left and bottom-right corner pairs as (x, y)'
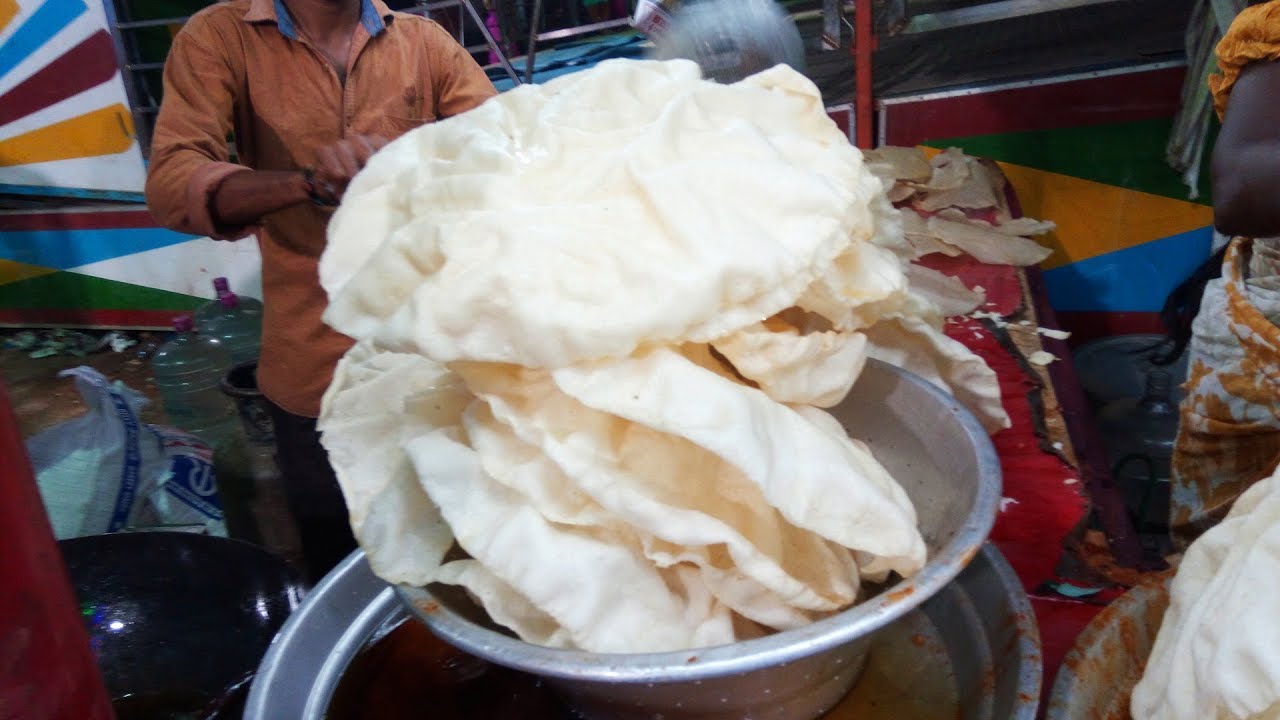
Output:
(212, 277), (230, 293)
(219, 292), (240, 309)
(172, 316), (194, 332)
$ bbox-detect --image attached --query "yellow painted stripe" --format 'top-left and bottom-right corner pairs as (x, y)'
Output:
(997, 162), (1213, 270)
(916, 146), (1213, 269)
(0, 259), (57, 286)
(0, 104), (136, 167)
(0, 0), (17, 32)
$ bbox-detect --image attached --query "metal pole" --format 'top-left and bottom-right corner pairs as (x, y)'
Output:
(113, 16), (191, 29)
(900, 0), (1120, 34)
(459, 0), (523, 84)
(102, 0), (154, 159)
(524, 0), (545, 84)
(536, 17), (631, 42)
(822, 0), (841, 50)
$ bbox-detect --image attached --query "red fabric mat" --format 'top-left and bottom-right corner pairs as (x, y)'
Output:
(1031, 596), (1105, 699)
(933, 255), (1102, 708)
(919, 254), (1023, 316)
(944, 316), (1089, 586)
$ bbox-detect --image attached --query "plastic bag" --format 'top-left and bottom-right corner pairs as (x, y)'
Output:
(25, 367), (227, 538)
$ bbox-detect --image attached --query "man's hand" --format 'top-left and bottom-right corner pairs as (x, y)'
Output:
(205, 135), (391, 231)
(311, 134), (389, 204)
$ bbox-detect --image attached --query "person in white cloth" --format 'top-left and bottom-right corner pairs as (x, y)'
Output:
(1154, 0), (1280, 549)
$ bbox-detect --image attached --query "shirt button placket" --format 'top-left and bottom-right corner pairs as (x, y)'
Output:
(342, 83), (355, 136)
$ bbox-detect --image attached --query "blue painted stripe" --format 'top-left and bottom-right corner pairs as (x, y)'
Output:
(1044, 226), (1214, 312)
(0, 0), (87, 79)
(0, 183), (145, 202)
(0, 226), (199, 270)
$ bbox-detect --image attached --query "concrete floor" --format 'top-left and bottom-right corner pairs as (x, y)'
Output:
(2, 330), (304, 572)
(1, 334), (167, 437)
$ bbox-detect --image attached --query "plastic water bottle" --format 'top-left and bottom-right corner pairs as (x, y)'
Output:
(194, 277), (263, 330)
(1098, 370), (1179, 532)
(151, 316), (239, 445)
(202, 293), (262, 365)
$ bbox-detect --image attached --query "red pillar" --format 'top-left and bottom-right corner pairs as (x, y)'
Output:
(853, 0), (874, 149)
(0, 381), (115, 720)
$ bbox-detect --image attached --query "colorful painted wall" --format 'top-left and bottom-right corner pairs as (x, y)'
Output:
(0, 1), (260, 328)
(0, 10), (1216, 330)
(0, 207), (261, 327)
(0, 0), (146, 197)
(880, 63), (1216, 341)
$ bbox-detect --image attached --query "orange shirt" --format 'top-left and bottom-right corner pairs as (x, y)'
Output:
(146, 0), (497, 417)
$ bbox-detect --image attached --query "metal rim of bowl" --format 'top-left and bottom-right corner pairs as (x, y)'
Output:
(397, 360), (1003, 684)
(243, 544), (1040, 720)
(1044, 574), (1173, 720)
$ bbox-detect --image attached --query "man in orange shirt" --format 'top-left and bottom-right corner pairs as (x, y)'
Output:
(146, 0), (497, 580)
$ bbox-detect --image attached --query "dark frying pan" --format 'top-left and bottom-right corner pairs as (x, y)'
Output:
(59, 532), (306, 719)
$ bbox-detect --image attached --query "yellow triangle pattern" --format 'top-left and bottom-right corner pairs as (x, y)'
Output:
(916, 147), (1214, 270)
(997, 162), (1214, 270)
(0, 259), (58, 286)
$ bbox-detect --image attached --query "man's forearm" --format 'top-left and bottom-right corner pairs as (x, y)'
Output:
(211, 170), (311, 228)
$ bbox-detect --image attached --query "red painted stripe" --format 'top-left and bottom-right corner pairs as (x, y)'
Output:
(1033, 596), (1104, 715)
(0, 209), (159, 231)
(883, 66), (1186, 147)
(1055, 311), (1165, 348)
(0, 308), (179, 329)
(0, 31), (118, 127)
(826, 105), (853, 142)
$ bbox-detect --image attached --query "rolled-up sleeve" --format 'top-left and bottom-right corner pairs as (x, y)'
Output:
(145, 18), (253, 239)
(428, 23), (498, 119)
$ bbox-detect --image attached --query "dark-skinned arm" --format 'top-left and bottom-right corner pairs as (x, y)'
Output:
(207, 133), (388, 226)
(1211, 59), (1280, 238)
(208, 170), (310, 228)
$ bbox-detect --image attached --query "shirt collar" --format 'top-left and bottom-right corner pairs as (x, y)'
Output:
(244, 0), (392, 40)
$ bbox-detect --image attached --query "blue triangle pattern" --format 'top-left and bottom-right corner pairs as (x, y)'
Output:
(0, 226), (199, 270)
(1043, 226), (1214, 312)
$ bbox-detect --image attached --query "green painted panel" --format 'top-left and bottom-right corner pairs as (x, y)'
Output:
(927, 117), (1219, 205)
(0, 272), (202, 311)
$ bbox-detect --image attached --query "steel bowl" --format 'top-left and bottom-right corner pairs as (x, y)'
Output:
(391, 359), (1002, 720)
(1045, 574), (1173, 720)
(243, 544), (1038, 720)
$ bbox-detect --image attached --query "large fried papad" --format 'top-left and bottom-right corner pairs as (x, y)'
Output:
(318, 60), (1006, 653)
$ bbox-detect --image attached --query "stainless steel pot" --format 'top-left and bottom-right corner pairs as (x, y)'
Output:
(247, 360), (1012, 719)
(398, 360), (1001, 719)
(244, 545), (1039, 720)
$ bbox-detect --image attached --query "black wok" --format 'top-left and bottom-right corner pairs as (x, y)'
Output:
(59, 532), (306, 719)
